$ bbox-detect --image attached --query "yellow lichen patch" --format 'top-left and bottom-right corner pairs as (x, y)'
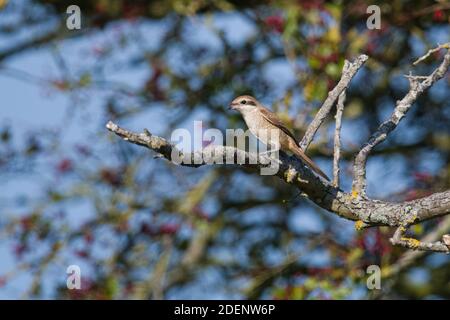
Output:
(351, 189), (358, 199)
(405, 213), (417, 225)
(285, 167), (297, 183)
(354, 220), (365, 231)
(401, 237), (421, 249)
(381, 265), (392, 278)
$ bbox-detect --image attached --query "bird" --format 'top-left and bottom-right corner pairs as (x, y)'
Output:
(229, 95), (329, 181)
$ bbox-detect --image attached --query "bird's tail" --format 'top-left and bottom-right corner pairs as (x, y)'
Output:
(290, 145), (330, 181)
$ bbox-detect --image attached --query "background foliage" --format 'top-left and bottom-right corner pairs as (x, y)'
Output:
(0, 0), (449, 299)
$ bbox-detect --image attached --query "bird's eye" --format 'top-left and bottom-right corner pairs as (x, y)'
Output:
(241, 100), (247, 105)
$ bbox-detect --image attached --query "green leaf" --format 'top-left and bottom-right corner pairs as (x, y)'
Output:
(78, 73), (92, 87)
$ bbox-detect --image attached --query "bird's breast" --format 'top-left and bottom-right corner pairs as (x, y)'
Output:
(242, 111), (280, 147)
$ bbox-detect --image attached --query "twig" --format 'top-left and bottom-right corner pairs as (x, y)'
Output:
(389, 224), (449, 253)
(387, 207), (448, 253)
(384, 215), (450, 280)
(371, 215), (450, 299)
(299, 54), (368, 151)
(413, 42), (450, 66)
(332, 62), (348, 187)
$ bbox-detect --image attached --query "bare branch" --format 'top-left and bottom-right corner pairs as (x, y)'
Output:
(106, 121), (272, 169)
(352, 46), (450, 196)
(106, 121), (450, 227)
(390, 224), (449, 253)
(387, 205), (447, 253)
(413, 42), (450, 65)
(332, 87), (347, 187)
(384, 215), (450, 279)
(299, 54), (368, 151)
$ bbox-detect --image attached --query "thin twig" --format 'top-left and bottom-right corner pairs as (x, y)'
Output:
(299, 54), (368, 151)
(332, 61), (349, 187)
(384, 215), (450, 279)
(413, 42), (450, 66)
(390, 224), (450, 253)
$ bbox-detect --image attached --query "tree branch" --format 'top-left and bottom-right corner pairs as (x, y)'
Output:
(299, 54), (368, 151)
(385, 216), (450, 279)
(413, 43), (450, 66)
(332, 62), (348, 188)
(390, 225), (449, 253)
(106, 121), (450, 253)
(389, 212), (450, 253)
(352, 44), (450, 196)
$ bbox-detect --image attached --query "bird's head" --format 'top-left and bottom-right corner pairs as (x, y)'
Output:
(229, 95), (259, 111)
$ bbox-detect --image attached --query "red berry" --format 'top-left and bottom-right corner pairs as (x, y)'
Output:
(265, 15), (284, 33)
(159, 223), (179, 235)
(57, 159), (72, 173)
(433, 10), (445, 22)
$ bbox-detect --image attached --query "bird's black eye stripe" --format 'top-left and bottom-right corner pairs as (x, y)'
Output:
(241, 100), (247, 104)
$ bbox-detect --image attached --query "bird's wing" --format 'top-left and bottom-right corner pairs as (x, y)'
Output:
(258, 106), (300, 145)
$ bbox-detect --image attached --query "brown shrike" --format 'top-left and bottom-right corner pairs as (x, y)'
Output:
(230, 95), (329, 180)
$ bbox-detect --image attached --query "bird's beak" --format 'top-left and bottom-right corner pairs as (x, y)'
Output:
(229, 103), (238, 110)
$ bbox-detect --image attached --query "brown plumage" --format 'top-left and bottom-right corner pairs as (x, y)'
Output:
(230, 95), (329, 180)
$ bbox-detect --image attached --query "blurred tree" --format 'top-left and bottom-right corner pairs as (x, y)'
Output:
(0, 0), (449, 299)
